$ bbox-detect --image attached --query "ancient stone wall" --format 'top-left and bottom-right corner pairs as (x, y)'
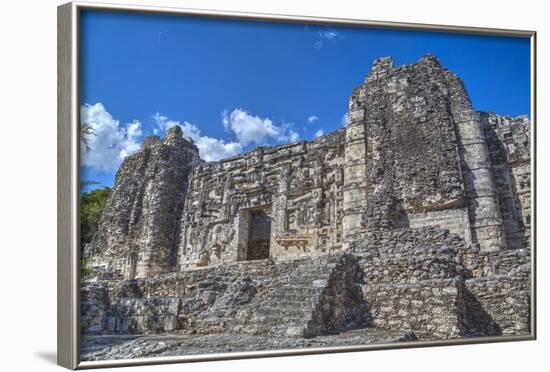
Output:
(407, 209), (471, 242)
(362, 279), (463, 340)
(355, 226), (465, 339)
(87, 55), (532, 277)
(355, 226), (531, 339)
(341, 55), (534, 254)
(82, 55), (532, 348)
(463, 263), (531, 336)
(459, 247), (531, 278)
(344, 56), (471, 253)
(177, 129), (346, 270)
(481, 113), (531, 250)
(357, 227), (466, 283)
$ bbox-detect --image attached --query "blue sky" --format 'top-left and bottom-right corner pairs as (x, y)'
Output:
(80, 10), (531, 190)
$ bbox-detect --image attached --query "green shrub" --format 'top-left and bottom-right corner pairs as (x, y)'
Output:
(80, 187), (111, 251)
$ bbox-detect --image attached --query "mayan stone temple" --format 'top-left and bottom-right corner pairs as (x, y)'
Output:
(81, 55), (531, 360)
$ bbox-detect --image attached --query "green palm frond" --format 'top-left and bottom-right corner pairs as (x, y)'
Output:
(80, 122), (100, 193)
(80, 180), (100, 192)
(80, 122), (96, 151)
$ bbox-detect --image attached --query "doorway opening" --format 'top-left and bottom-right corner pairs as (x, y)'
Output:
(238, 207), (271, 261)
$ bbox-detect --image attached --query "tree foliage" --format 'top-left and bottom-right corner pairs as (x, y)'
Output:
(80, 121), (104, 278)
(80, 180), (100, 192)
(80, 121), (96, 152)
(79, 121), (99, 193)
(80, 187), (111, 250)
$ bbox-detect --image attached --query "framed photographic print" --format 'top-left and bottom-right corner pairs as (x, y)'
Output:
(57, 1), (536, 369)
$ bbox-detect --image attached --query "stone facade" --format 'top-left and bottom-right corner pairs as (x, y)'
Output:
(481, 112), (531, 250)
(346, 55), (508, 253)
(177, 129), (346, 270)
(82, 55), (532, 359)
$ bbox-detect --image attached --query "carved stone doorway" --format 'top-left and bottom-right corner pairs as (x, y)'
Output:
(247, 209), (271, 260)
(238, 207), (272, 261)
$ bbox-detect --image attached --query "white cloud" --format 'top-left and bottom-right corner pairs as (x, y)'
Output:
(319, 30), (338, 40)
(80, 103), (143, 171)
(221, 109), (230, 129)
(307, 115), (319, 124)
(315, 29), (340, 49)
(289, 130), (300, 142)
(314, 129), (324, 138)
(341, 112), (349, 127)
(223, 108), (299, 146)
(81, 103), (303, 169)
(153, 113), (242, 161)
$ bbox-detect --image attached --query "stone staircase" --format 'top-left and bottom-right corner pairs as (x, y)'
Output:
(87, 253), (371, 338)
(186, 253), (370, 337)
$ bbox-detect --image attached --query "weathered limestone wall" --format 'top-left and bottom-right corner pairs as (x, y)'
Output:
(356, 226), (467, 339)
(481, 113), (531, 250)
(459, 247), (531, 278)
(343, 56), (470, 252)
(341, 55), (532, 254)
(447, 91), (506, 252)
(177, 130), (346, 270)
(362, 279), (463, 340)
(356, 226), (531, 339)
(81, 283), (110, 334)
(361, 266), (530, 340)
(82, 55), (532, 345)
(342, 90), (369, 249)
(85, 126), (201, 279)
(87, 55), (531, 278)
(407, 209), (471, 242)
(463, 264), (531, 336)
(358, 227), (466, 283)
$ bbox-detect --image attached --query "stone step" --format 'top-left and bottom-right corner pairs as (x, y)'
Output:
(269, 285), (322, 292)
(261, 294), (316, 304)
(254, 306), (313, 318)
(229, 315), (307, 327)
(262, 286), (320, 294)
(273, 279), (329, 285)
(261, 300), (316, 307)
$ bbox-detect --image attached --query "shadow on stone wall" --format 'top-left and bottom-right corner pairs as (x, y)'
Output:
(307, 254), (374, 337)
(460, 286), (502, 336)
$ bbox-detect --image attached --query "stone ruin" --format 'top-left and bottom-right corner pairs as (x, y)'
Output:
(81, 55), (531, 359)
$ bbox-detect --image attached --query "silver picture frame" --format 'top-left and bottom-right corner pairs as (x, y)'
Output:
(57, 1), (537, 369)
